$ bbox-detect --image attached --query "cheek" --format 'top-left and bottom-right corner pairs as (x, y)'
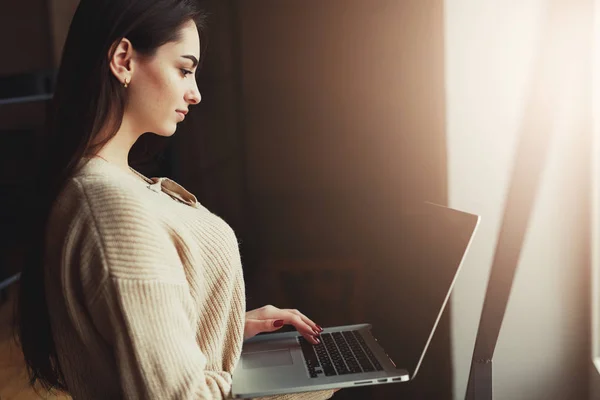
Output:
(131, 67), (178, 128)
(144, 71), (170, 110)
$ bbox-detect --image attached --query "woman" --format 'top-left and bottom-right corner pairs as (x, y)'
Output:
(16, 0), (335, 398)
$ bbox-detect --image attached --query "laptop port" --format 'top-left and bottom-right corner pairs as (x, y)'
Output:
(378, 379), (387, 383)
(354, 381), (372, 385)
(392, 377), (403, 382)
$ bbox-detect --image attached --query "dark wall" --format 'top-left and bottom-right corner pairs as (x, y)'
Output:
(0, 0), (56, 280)
(0, 0), (53, 75)
(175, 1), (449, 398)
(237, 0), (447, 256)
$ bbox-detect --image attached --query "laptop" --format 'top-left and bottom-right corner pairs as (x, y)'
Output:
(231, 202), (480, 398)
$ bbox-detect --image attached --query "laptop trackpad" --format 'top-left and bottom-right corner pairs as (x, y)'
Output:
(242, 349), (294, 369)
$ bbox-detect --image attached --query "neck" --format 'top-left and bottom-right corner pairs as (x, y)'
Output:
(91, 154), (150, 184)
(93, 116), (144, 172)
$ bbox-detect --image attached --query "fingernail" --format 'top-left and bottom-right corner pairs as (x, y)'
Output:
(312, 328), (320, 336)
(316, 325), (323, 332)
(314, 337), (321, 344)
(273, 320), (284, 327)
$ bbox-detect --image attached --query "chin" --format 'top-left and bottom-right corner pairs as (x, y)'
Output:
(155, 125), (178, 137)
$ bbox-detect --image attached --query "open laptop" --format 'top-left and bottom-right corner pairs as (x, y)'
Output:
(232, 202), (480, 398)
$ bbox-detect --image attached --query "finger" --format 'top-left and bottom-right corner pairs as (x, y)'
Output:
(248, 315), (320, 345)
(251, 306), (323, 335)
(264, 318), (285, 332)
(284, 314), (321, 344)
(283, 309), (322, 334)
(244, 318), (285, 339)
(284, 309), (319, 333)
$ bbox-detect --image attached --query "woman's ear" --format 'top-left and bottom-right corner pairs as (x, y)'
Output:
(108, 38), (134, 86)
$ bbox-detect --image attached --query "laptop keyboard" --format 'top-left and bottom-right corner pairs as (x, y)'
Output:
(298, 330), (384, 378)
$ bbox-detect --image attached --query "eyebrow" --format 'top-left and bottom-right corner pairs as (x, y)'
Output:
(181, 55), (199, 68)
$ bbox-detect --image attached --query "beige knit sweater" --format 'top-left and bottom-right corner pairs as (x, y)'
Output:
(44, 157), (333, 400)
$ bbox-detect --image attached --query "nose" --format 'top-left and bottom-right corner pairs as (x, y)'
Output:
(186, 80), (201, 105)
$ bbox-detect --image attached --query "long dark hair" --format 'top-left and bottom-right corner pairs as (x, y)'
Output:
(15, 0), (207, 393)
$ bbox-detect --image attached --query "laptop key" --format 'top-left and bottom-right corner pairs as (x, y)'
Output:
(300, 330), (385, 377)
(345, 363), (360, 373)
(324, 366), (337, 376)
(353, 331), (384, 371)
(361, 362), (375, 372)
(322, 333), (352, 376)
(298, 336), (321, 374)
(337, 365), (352, 375)
(344, 332), (376, 372)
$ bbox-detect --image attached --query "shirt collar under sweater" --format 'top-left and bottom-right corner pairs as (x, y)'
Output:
(77, 157), (201, 209)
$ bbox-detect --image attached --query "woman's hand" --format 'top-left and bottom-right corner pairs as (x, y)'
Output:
(244, 305), (323, 344)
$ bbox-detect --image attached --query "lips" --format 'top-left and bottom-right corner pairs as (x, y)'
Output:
(176, 110), (187, 120)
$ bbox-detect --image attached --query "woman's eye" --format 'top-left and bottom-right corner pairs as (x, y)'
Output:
(181, 69), (193, 77)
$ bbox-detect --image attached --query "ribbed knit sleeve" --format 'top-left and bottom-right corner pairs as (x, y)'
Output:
(96, 279), (235, 398)
(74, 179), (238, 399)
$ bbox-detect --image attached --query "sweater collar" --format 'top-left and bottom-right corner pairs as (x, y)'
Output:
(78, 157), (201, 209)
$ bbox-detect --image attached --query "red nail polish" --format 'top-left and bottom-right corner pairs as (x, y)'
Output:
(273, 319), (284, 327)
(316, 325), (323, 332)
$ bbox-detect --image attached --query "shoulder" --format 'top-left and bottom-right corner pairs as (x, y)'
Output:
(49, 163), (161, 240)
(65, 159), (153, 212)
(51, 163), (188, 282)
(70, 173), (138, 207)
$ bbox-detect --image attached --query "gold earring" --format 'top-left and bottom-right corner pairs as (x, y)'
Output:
(123, 78), (129, 88)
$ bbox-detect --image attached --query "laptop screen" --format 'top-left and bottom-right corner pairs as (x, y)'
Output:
(364, 202), (479, 379)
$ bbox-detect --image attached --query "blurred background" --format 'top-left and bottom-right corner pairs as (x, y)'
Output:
(0, 1), (598, 399)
